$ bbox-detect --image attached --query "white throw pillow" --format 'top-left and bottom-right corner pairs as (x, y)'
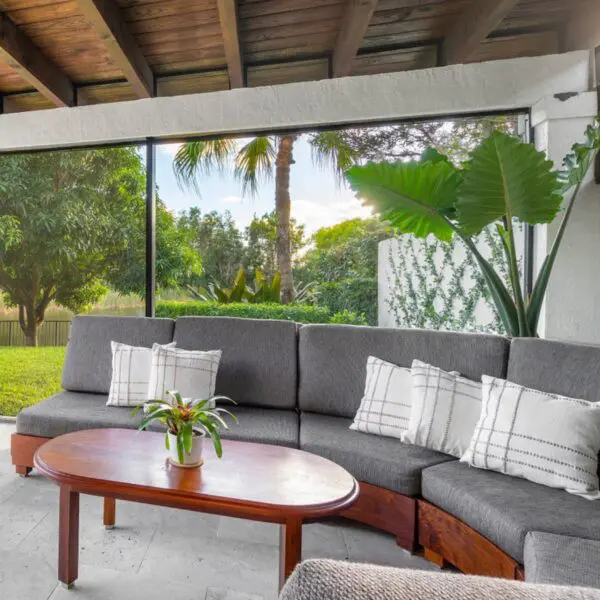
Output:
(107, 341), (176, 407)
(350, 356), (412, 439)
(148, 344), (222, 403)
(462, 376), (600, 500)
(401, 359), (481, 458)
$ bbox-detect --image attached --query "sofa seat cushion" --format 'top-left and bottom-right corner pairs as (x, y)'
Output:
(524, 532), (600, 589)
(421, 461), (600, 563)
(300, 412), (454, 495)
(16, 391), (161, 438)
(216, 406), (298, 448)
(17, 393), (299, 449)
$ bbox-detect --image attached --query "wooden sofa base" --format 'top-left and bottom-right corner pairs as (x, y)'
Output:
(418, 499), (523, 579)
(11, 433), (49, 477)
(342, 481), (417, 552)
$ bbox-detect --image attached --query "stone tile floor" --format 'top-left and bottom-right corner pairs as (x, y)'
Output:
(0, 422), (435, 600)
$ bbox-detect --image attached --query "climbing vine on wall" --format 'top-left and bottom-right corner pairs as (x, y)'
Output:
(386, 227), (519, 335)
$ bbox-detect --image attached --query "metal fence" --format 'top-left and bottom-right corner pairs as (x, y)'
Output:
(0, 320), (71, 346)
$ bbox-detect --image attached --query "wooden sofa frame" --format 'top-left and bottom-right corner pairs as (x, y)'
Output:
(11, 431), (524, 579)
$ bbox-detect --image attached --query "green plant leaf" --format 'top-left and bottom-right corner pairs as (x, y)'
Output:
(345, 161), (461, 242)
(229, 268), (247, 303)
(456, 132), (563, 234)
(176, 434), (185, 464)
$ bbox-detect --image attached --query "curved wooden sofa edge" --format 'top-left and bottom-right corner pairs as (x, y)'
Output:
(10, 433), (523, 581)
(11, 432), (49, 476)
(418, 499), (523, 580)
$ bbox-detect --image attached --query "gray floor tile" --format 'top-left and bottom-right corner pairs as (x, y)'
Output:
(0, 549), (57, 600)
(206, 588), (264, 600)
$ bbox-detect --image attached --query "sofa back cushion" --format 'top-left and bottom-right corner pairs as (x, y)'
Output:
(298, 325), (510, 418)
(508, 338), (600, 402)
(62, 316), (175, 394)
(173, 317), (297, 409)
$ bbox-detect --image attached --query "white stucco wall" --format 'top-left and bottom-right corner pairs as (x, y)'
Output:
(0, 51), (591, 152)
(532, 92), (600, 344)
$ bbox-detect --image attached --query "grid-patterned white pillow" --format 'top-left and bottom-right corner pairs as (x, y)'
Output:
(148, 344), (222, 403)
(350, 356), (412, 439)
(401, 360), (481, 458)
(462, 376), (600, 500)
(107, 341), (176, 407)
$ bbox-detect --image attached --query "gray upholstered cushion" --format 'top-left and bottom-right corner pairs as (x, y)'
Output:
(217, 406), (299, 448)
(508, 338), (600, 402)
(524, 532), (600, 588)
(173, 317), (297, 409)
(17, 392), (299, 448)
(62, 316), (175, 394)
(421, 461), (600, 563)
(300, 412), (454, 495)
(298, 325), (509, 417)
(280, 559), (600, 600)
(16, 391), (160, 437)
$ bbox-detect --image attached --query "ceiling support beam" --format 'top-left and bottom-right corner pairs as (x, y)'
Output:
(442, 0), (520, 65)
(217, 0), (244, 88)
(565, 1), (600, 52)
(333, 0), (379, 78)
(0, 12), (73, 107)
(75, 0), (154, 98)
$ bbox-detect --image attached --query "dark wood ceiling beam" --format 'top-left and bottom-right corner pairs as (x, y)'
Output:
(0, 12), (73, 107)
(442, 0), (521, 65)
(217, 0), (244, 88)
(332, 0), (379, 78)
(565, 1), (600, 51)
(75, 0), (154, 98)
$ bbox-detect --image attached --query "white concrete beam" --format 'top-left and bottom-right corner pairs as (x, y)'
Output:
(0, 51), (591, 152)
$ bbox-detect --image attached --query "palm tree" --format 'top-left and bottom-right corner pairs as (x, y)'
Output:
(173, 132), (358, 304)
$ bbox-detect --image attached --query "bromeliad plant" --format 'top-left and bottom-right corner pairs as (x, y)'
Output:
(134, 391), (237, 463)
(345, 120), (600, 337)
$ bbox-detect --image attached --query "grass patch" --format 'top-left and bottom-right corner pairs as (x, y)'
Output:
(0, 347), (66, 417)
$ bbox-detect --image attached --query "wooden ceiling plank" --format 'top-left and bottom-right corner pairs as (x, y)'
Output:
(217, 0), (243, 88)
(74, 0), (154, 97)
(333, 0), (379, 77)
(0, 12), (73, 106)
(565, 0), (600, 51)
(442, 0), (521, 65)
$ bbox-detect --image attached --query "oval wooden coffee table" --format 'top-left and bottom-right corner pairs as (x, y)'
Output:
(34, 428), (359, 590)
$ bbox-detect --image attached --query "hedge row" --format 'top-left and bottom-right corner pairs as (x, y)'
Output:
(156, 301), (367, 324)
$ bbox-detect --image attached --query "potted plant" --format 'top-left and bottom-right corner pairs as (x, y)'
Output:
(133, 390), (237, 467)
(344, 120), (600, 337)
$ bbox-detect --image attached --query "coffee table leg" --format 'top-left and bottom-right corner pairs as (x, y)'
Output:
(103, 497), (116, 529)
(58, 485), (79, 589)
(279, 517), (302, 590)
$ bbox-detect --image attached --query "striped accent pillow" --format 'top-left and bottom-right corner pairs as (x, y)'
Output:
(462, 376), (600, 500)
(107, 341), (176, 407)
(350, 356), (412, 440)
(401, 360), (482, 458)
(148, 344), (222, 404)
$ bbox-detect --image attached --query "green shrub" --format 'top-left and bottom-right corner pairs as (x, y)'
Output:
(156, 301), (333, 323)
(317, 277), (378, 325)
(329, 310), (368, 325)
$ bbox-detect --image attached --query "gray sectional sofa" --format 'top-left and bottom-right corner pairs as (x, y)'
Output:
(11, 315), (600, 583)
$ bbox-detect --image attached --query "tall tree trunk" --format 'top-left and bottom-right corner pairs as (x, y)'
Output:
(275, 135), (297, 304)
(19, 303), (38, 347)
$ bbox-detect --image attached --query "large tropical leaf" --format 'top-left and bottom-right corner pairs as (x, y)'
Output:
(345, 161), (462, 242)
(173, 139), (236, 192)
(456, 132), (562, 234)
(234, 136), (276, 197)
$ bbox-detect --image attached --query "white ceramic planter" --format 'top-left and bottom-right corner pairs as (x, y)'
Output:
(167, 430), (205, 468)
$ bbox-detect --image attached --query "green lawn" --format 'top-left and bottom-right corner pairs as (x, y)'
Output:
(0, 347), (66, 417)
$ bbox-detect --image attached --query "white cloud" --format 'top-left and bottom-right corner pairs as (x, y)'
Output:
(159, 143), (181, 157)
(220, 195), (243, 205)
(291, 193), (373, 234)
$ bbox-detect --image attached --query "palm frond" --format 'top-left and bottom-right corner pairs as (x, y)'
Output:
(234, 136), (276, 197)
(310, 131), (361, 185)
(173, 139), (237, 194)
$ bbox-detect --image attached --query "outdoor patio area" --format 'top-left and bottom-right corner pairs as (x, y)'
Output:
(0, 422), (434, 599)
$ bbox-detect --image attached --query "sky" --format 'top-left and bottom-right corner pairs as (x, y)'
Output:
(154, 136), (373, 235)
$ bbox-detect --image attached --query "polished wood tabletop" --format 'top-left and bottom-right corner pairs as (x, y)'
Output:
(34, 428), (359, 590)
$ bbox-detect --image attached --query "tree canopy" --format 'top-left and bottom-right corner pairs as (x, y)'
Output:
(0, 147), (199, 345)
